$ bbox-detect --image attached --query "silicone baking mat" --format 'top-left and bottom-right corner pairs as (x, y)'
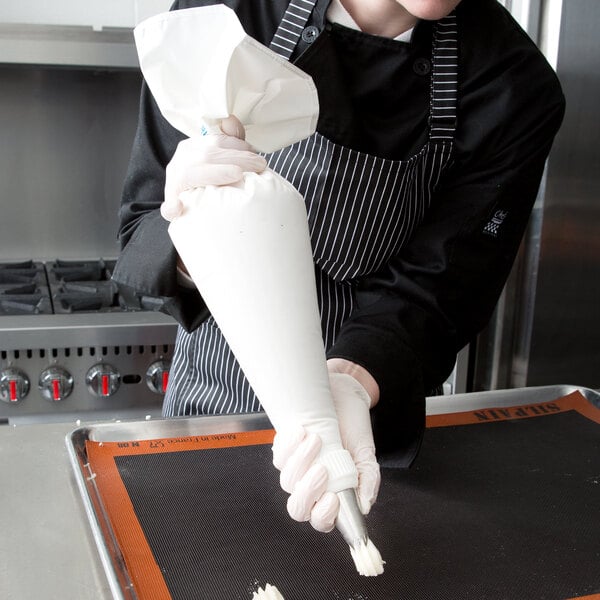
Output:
(84, 392), (600, 600)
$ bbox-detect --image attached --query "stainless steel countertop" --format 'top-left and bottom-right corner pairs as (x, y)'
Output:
(0, 420), (113, 600)
(1, 385), (597, 600)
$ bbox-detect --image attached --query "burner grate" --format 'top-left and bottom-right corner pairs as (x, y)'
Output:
(50, 259), (106, 283)
(52, 280), (120, 313)
(0, 261), (52, 315)
(0, 294), (53, 315)
(0, 258), (166, 316)
(0, 281), (38, 295)
(46, 259), (141, 314)
(48, 258), (113, 282)
(0, 260), (41, 275)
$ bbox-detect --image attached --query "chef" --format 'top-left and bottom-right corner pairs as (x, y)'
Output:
(113, 0), (564, 534)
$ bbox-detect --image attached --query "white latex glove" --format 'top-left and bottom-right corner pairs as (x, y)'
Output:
(329, 372), (381, 514)
(273, 424), (339, 532)
(272, 372), (381, 532)
(162, 115), (267, 221)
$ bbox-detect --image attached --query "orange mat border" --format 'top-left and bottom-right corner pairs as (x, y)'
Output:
(85, 393), (599, 600)
(86, 429), (275, 600)
(426, 390), (600, 428)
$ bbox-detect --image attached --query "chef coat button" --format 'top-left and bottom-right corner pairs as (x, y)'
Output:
(413, 58), (431, 76)
(301, 26), (319, 44)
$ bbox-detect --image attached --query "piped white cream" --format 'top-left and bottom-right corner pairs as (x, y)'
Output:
(350, 538), (385, 577)
(252, 583), (285, 599)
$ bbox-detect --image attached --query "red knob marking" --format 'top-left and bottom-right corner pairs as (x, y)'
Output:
(9, 380), (18, 402)
(52, 379), (61, 401)
(162, 371), (169, 393)
(102, 374), (110, 396)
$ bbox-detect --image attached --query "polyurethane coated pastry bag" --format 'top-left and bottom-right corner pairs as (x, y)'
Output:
(134, 5), (357, 492)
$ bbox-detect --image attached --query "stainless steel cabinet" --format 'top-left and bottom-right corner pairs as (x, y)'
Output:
(0, 0), (173, 67)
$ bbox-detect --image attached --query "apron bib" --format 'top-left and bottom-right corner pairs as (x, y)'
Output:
(163, 1), (458, 417)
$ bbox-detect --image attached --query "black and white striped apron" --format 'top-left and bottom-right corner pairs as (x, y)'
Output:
(163, 2), (458, 417)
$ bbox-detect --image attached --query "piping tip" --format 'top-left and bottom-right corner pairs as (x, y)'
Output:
(335, 489), (385, 576)
(335, 488), (369, 548)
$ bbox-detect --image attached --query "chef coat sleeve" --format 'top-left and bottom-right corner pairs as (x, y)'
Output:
(327, 71), (565, 464)
(112, 79), (211, 332)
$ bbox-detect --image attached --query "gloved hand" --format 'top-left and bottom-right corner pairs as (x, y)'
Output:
(272, 371), (381, 532)
(329, 372), (381, 514)
(272, 424), (339, 532)
(162, 115), (268, 221)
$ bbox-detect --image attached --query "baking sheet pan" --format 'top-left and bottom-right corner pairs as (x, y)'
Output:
(67, 386), (600, 600)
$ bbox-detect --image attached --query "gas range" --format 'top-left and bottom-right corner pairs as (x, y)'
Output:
(0, 259), (177, 424)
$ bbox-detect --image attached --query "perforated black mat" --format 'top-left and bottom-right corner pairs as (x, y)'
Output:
(113, 406), (600, 600)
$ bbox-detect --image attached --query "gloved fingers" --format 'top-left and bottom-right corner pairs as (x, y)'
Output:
(181, 134), (263, 162)
(185, 133), (251, 152)
(219, 114), (246, 139)
(354, 446), (381, 515)
(160, 197), (184, 221)
(286, 462), (328, 522)
(203, 147), (267, 172)
(309, 491), (339, 533)
(163, 160), (247, 218)
(161, 135), (268, 221)
(178, 163), (246, 188)
(278, 432), (322, 494)
(272, 424), (306, 470)
(167, 144), (266, 187)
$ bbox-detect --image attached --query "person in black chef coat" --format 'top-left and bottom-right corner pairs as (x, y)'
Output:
(113, 0), (564, 532)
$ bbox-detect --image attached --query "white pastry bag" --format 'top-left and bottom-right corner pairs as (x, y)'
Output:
(134, 5), (357, 493)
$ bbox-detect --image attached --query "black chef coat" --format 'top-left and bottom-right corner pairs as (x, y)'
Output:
(113, 0), (564, 458)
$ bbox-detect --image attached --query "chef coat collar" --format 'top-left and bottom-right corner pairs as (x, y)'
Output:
(326, 0), (415, 42)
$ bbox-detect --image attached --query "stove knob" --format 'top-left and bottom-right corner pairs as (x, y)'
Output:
(0, 368), (30, 403)
(86, 364), (120, 397)
(146, 360), (171, 394)
(39, 367), (73, 402)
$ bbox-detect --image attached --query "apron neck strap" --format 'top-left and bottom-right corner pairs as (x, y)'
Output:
(429, 13), (459, 141)
(269, 2), (459, 142)
(269, 0), (318, 59)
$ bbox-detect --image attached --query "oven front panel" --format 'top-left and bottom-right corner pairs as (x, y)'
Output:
(0, 258), (179, 423)
(0, 312), (177, 424)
